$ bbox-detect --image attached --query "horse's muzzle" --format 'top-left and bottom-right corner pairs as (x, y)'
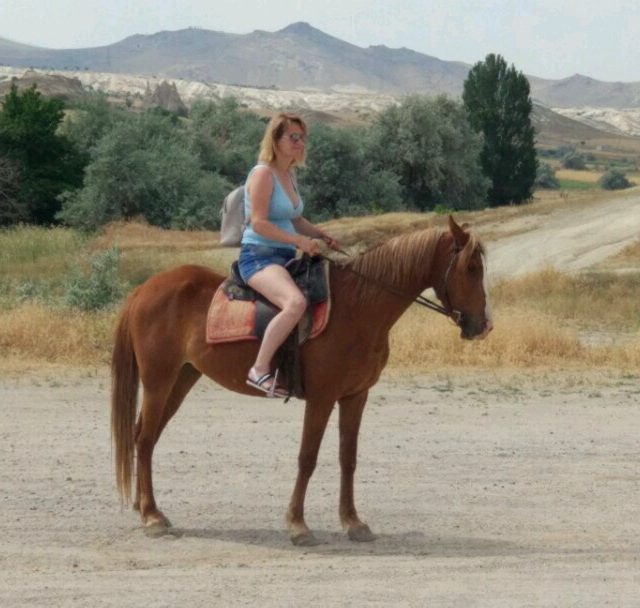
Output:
(459, 315), (493, 340)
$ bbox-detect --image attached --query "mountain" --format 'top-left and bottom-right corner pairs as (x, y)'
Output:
(0, 23), (470, 97)
(1, 23), (640, 107)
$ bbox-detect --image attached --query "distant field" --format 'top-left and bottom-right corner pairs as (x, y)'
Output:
(555, 169), (602, 183)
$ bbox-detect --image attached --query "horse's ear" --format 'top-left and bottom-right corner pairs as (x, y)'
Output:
(448, 215), (468, 249)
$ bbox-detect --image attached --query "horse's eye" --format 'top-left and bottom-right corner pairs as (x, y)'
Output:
(468, 262), (481, 276)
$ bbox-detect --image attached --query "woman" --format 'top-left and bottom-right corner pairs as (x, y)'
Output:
(239, 113), (339, 398)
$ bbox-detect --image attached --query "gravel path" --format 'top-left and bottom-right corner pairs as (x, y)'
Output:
(1, 370), (638, 607)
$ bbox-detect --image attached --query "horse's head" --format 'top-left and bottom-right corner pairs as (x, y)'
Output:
(433, 216), (493, 340)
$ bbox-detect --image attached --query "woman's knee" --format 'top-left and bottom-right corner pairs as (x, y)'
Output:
(283, 290), (307, 317)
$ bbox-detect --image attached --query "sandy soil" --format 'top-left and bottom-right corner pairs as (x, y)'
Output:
(1, 368), (639, 607)
(485, 189), (640, 278)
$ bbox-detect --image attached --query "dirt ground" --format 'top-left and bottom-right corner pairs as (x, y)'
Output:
(1, 367), (638, 607)
(483, 189), (640, 278)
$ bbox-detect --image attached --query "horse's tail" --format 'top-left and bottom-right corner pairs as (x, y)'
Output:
(111, 295), (139, 506)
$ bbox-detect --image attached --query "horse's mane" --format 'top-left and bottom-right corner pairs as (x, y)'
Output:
(348, 228), (443, 288)
(341, 227), (485, 301)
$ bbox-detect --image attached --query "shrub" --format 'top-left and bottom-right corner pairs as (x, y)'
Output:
(64, 246), (125, 310)
(535, 162), (560, 189)
(599, 169), (632, 190)
(561, 151), (586, 170)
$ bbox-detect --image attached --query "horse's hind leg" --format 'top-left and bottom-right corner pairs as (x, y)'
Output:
(286, 398), (334, 546)
(338, 390), (376, 542)
(135, 364), (201, 533)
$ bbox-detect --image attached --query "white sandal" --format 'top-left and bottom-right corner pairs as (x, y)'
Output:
(246, 367), (288, 398)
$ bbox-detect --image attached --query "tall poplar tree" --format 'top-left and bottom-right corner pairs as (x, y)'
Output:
(463, 54), (538, 206)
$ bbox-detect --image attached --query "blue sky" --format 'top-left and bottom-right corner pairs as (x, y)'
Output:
(1, 0), (639, 82)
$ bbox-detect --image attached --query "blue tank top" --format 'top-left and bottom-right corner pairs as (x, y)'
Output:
(241, 164), (303, 250)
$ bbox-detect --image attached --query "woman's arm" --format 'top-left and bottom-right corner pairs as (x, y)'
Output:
(292, 216), (340, 250)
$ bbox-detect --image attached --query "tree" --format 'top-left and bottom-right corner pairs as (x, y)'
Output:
(58, 111), (231, 230)
(599, 169), (632, 190)
(0, 155), (26, 225)
(188, 97), (265, 186)
(368, 95), (489, 211)
(0, 83), (85, 224)
(535, 162), (560, 189)
(300, 122), (402, 220)
(561, 150), (586, 170)
(463, 54), (538, 206)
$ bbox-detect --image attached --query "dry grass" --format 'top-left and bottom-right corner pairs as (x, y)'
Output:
(1, 209), (639, 372)
(555, 168), (603, 183)
(0, 303), (115, 364)
(389, 306), (639, 372)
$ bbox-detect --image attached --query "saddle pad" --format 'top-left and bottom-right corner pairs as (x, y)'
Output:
(206, 285), (331, 345)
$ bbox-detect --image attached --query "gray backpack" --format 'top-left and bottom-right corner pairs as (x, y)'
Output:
(219, 186), (246, 247)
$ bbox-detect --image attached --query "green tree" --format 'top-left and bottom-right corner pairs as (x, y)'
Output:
(0, 83), (85, 224)
(189, 97), (265, 185)
(561, 150), (586, 170)
(58, 111), (231, 230)
(63, 92), (123, 156)
(301, 122), (402, 220)
(599, 169), (632, 190)
(0, 155), (27, 225)
(535, 162), (560, 189)
(463, 54), (538, 206)
(368, 95), (489, 211)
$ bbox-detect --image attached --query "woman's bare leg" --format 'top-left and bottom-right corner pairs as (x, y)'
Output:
(247, 264), (306, 377)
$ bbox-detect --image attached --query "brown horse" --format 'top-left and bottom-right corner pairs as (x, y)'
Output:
(111, 216), (492, 545)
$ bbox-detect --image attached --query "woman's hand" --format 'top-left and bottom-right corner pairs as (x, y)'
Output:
(297, 236), (321, 256)
(320, 233), (341, 251)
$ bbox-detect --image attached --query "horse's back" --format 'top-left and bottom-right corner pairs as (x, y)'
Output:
(124, 264), (223, 351)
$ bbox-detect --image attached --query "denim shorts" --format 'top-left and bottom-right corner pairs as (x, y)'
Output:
(238, 244), (296, 283)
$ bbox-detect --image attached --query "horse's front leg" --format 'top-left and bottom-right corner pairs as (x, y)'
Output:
(338, 390), (376, 542)
(286, 397), (334, 546)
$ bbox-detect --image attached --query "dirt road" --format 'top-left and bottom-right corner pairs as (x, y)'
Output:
(1, 369), (638, 607)
(484, 190), (640, 278)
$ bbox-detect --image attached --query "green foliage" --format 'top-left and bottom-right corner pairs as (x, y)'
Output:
(16, 279), (49, 302)
(58, 111), (229, 229)
(535, 162), (560, 189)
(561, 151), (586, 170)
(64, 246), (125, 310)
(188, 97), (265, 184)
(557, 179), (596, 191)
(300, 122), (403, 220)
(0, 83), (85, 224)
(0, 155), (26, 225)
(433, 203), (454, 214)
(169, 171), (233, 230)
(463, 54), (538, 206)
(599, 169), (632, 190)
(368, 95), (489, 211)
(0, 224), (87, 274)
(63, 92), (123, 156)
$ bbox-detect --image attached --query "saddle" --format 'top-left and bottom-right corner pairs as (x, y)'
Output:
(206, 255), (331, 399)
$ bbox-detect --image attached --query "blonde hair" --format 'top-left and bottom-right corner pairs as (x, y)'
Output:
(258, 112), (308, 167)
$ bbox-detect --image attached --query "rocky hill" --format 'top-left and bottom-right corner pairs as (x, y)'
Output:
(2, 22), (640, 108)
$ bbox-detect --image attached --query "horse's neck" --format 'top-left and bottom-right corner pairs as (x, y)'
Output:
(337, 229), (445, 328)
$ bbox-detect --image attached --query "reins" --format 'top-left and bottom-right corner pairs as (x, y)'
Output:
(319, 241), (463, 325)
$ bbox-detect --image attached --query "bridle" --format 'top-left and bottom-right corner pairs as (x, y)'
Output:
(321, 242), (464, 326)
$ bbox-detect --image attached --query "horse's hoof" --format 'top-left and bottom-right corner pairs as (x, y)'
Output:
(143, 522), (170, 538)
(348, 524), (377, 542)
(142, 512), (171, 538)
(291, 532), (321, 547)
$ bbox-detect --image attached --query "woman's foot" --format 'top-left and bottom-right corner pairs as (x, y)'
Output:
(246, 367), (289, 398)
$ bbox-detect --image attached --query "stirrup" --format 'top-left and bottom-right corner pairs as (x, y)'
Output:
(246, 368), (288, 398)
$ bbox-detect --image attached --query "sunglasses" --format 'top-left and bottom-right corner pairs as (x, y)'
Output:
(287, 132), (307, 144)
